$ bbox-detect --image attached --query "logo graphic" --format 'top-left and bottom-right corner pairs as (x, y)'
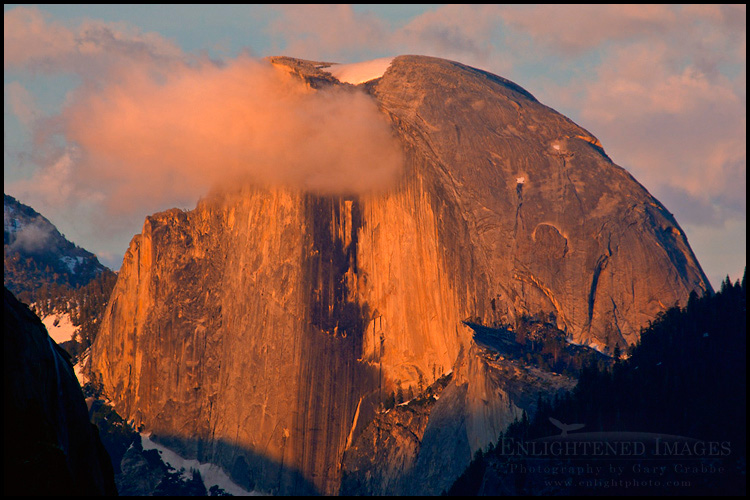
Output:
(548, 417), (585, 437)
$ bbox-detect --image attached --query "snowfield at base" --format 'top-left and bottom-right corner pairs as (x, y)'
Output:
(40, 310), (79, 344)
(323, 57), (394, 85)
(140, 433), (258, 496)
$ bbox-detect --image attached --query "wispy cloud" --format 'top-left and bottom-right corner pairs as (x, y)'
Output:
(5, 5), (403, 224)
(4, 5), (744, 282)
(268, 5), (389, 61)
(9, 217), (56, 253)
(4, 6), (183, 73)
(5, 81), (40, 128)
(497, 4), (677, 54)
(267, 4), (511, 73)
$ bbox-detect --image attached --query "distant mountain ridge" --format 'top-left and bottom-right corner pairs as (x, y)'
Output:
(4, 194), (117, 360)
(4, 193), (110, 303)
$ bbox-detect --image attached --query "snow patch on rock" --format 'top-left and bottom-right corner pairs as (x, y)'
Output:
(324, 57), (394, 85)
(566, 337), (606, 355)
(60, 255), (85, 273)
(40, 310), (79, 344)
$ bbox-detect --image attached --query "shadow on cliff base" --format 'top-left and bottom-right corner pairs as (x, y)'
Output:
(147, 433), (320, 495)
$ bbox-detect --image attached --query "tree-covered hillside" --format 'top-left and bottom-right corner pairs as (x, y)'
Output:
(448, 271), (746, 496)
(4, 194), (117, 358)
(4, 194), (111, 302)
(32, 271), (118, 359)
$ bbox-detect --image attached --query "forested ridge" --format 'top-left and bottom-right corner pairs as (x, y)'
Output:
(448, 271), (746, 496)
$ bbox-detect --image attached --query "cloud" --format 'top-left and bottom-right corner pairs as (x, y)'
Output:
(396, 5), (503, 63)
(497, 4), (677, 54)
(267, 4), (511, 73)
(5, 6), (407, 270)
(573, 40), (746, 227)
(656, 185), (723, 227)
(4, 6), (76, 68)
(4, 5), (183, 74)
(8, 217), (56, 253)
(496, 4), (746, 58)
(268, 5), (388, 61)
(56, 55), (402, 217)
(10, 150), (78, 209)
(5, 5), (404, 223)
(5, 81), (40, 128)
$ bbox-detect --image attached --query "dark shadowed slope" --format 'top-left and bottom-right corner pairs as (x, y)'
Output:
(4, 287), (117, 496)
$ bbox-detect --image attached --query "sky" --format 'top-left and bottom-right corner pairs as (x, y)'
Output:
(3, 4), (746, 288)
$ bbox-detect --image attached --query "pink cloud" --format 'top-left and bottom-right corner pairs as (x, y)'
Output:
(10, 149), (78, 208)
(15, 55), (403, 220)
(4, 6), (75, 68)
(4, 5), (183, 73)
(397, 5), (503, 65)
(5, 81), (40, 128)
(267, 4), (511, 73)
(574, 41), (745, 225)
(6, 6), (404, 224)
(498, 5), (677, 54)
(269, 5), (388, 61)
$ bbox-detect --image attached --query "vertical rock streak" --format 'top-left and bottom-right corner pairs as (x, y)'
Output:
(291, 195), (379, 494)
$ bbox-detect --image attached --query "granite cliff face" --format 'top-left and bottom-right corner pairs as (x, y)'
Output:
(340, 344), (576, 495)
(90, 55), (710, 494)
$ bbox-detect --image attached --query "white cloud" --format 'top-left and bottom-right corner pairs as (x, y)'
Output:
(9, 217), (55, 253)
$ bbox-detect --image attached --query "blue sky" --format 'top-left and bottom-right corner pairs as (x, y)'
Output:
(4, 5), (746, 288)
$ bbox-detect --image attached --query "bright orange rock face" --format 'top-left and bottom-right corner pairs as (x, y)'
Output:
(90, 55), (710, 495)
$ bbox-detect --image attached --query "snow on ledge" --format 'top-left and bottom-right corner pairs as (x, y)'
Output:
(324, 57), (395, 85)
(141, 433), (258, 496)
